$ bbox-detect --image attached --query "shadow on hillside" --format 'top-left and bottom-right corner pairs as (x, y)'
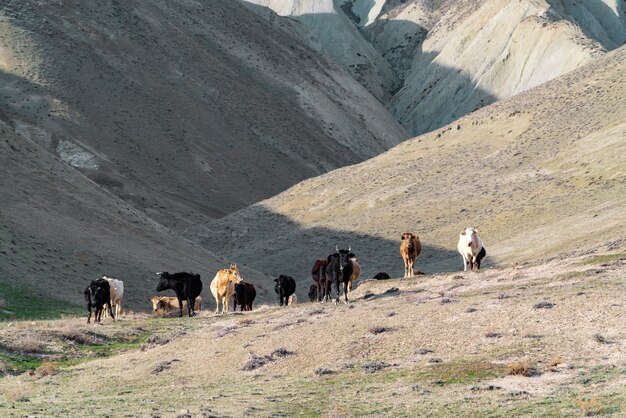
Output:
(546, 0), (626, 49)
(257, 6), (500, 136)
(191, 206), (495, 300)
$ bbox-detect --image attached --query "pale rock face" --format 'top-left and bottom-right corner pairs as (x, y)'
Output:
(242, 0), (399, 101)
(386, 0), (620, 135)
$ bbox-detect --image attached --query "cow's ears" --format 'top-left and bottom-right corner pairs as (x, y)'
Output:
(274, 278), (278, 282)
(401, 235), (405, 240)
(348, 253), (355, 258)
(460, 230), (466, 235)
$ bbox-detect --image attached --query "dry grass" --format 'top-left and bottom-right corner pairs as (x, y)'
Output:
(577, 397), (604, 416)
(35, 362), (58, 377)
(0, 256), (623, 416)
(507, 358), (535, 377)
(548, 355), (563, 372)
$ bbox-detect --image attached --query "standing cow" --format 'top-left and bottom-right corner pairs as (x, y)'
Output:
(233, 281), (256, 312)
(324, 246), (355, 304)
(457, 228), (486, 271)
(156, 272), (203, 317)
(84, 278), (114, 324)
(311, 259), (327, 302)
(101, 276), (123, 320)
(274, 275), (296, 306)
(400, 232), (422, 278)
(210, 264), (242, 314)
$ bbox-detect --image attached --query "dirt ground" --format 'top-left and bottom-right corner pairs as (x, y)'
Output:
(0, 252), (623, 417)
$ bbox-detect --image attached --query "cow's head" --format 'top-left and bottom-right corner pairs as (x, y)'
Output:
(150, 296), (162, 312)
(227, 264), (242, 283)
(156, 272), (170, 292)
(234, 282), (245, 300)
(460, 228), (478, 247)
(335, 246), (353, 273)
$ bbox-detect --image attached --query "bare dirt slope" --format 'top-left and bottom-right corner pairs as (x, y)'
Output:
(188, 46), (626, 296)
(0, 253), (623, 416)
(0, 0), (406, 229)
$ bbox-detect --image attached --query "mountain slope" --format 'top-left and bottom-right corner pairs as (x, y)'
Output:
(188, 46), (626, 294)
(0, 0), (406, 229)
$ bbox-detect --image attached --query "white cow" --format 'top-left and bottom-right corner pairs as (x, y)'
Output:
(101, 276), (124, 319)
(457, 228), (486, 271)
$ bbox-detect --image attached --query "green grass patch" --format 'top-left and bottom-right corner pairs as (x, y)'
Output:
(579, 253), (626, 265)
(0, 353), (43, 375)
(423, 360), (506, 385)
(77, 330), (151, 357)
(0, 281), (83, 320)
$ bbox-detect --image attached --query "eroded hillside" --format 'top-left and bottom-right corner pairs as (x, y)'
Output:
(188, 46), (626, 294)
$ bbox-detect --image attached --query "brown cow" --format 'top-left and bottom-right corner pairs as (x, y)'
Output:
(400, 232), (422, 278)
(347, 257), (361, 292)
(210, 264), (242, 314)
(151, 296), (202, 315)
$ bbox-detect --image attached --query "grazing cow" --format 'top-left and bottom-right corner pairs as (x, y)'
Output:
(210, 264), (242, 314)
(311, 259), (327, 302)
(233, 281), (256, 312)
(156, 272), (203, 317)
(84, 278), (113, 324)
(324, 246), (355, 304)
(308, 284), (318, 302)
(274, 275), (296, 306)
(347, 257), (361, 292)
(373, 272), (391, 280)
(400, 232), (422, 278)
(101, 276), (123, 319)
(457, 228), (486, 271)
(150, 296), (202, 315)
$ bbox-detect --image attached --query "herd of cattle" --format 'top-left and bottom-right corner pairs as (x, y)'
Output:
(83, 228), (486, 323)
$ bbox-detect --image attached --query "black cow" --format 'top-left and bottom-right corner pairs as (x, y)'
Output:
(308, 284), (318, 302)
(324, 246), (355, 304)
(311, 259), (327, 302)
(233, 281), (256, 312)
(156, 272), (202, 317)
(274, 275), (296, 306)
(84, 278), (114, 324)
(373, 272), (391, 280)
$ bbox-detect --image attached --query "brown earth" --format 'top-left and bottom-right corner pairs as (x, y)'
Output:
(0, 252), (623, 416)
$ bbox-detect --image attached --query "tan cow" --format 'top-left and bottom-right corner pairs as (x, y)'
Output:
(347, 257), (361, 292)
(400, 232), (422, 278)
(150, 296), (202, 315)
(210, 264), (242, 314)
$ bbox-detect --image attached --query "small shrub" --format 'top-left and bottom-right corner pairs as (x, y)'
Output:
(465, 307), (477, 313)
(415, 348), (434, 355)
(577, 397), (604, 416)
(593, 334), (614, 344)
(270, 347), (295, 358)
(238, 318), (255, 326)
(386, 311), (396, 317)
(314, 368), (334, 376)
(309, 308), (324, 315)
(548, 356), (562, 371)
(35, 362), (58, 377)
(216, 326), (238, 338)
(507, 358), (536, 377)
(369, 326), (391, 335)
(242, 354), (268, 371)
(363, 361), (389, 373)
(533, 301), (554, 309)
(485, 331), (502, 339)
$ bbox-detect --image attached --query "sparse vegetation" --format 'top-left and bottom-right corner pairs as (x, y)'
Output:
(507, 358), (537, 377)
(368, 325), (391, 334)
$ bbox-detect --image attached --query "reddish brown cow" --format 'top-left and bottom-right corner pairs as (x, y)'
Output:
(400, 232), (422, 278)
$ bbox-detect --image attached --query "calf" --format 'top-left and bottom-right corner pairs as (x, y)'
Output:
(400, 232), (422, 278)
(457, 228), (487, 271)
(311, 259), (327, 302)
(151, 296), (202, 315)
(274, 275), (296, 306)
(308, 284), (318, 302)
(84, 278), (113, 324)
(156, 272), (203, 317)
(233, 281), (256, 312)
(373, 272), (391, 280)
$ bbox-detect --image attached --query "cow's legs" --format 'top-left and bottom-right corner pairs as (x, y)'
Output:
(408, 258), (414, 277)
(403, 257), (408, 278)
(462, 256), (468, 271)
(176, 296), (184, 317)
(468, 258), (474, 271)
(107, 301), (115, 321)
(343, 281), (349, 304)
